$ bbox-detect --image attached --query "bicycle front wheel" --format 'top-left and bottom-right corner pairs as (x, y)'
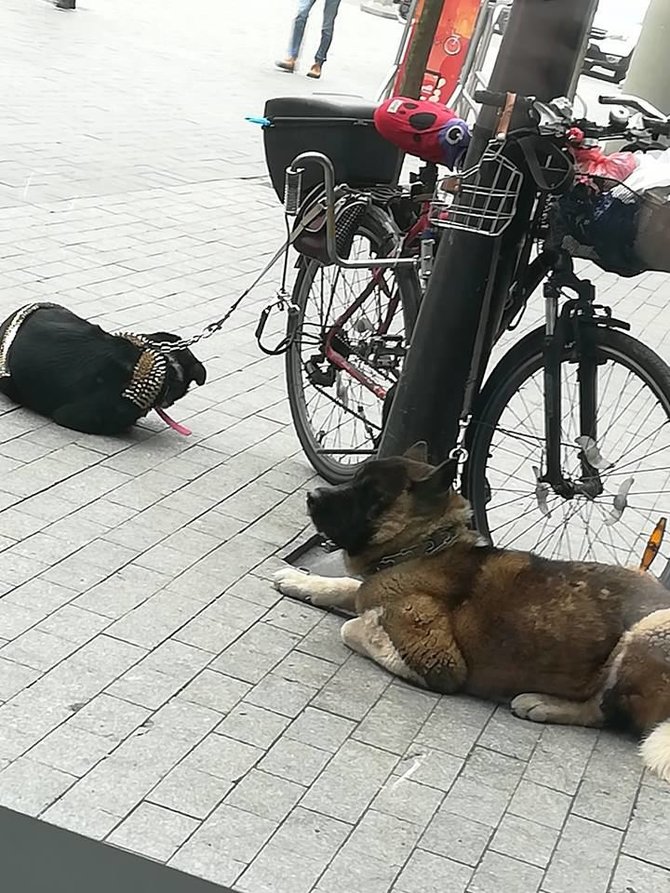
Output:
(286, 208), (421, 484)
(466, 325), (670, 586)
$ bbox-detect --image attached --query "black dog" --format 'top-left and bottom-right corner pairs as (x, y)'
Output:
(0, 303), (206, 435)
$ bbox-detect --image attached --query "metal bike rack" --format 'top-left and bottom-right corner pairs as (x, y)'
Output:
(448, 1), (509, 119)
(284, 151), (419, 270)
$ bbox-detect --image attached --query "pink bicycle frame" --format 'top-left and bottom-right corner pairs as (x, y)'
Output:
(321, 205), (431, 400)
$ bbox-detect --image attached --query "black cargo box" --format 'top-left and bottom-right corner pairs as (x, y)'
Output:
(263, 95), (401, 203)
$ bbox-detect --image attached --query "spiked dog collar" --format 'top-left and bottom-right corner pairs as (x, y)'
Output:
(115, 332), (169, 412)
(0, 302), (60, 378)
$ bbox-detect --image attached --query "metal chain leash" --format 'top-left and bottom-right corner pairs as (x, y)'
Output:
(149, 197), (330, 356)
(149, 236), (294, 354)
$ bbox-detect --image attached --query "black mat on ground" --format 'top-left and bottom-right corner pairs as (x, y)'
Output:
(0, 806), (232, 893)
(282, 533), (356, 618)
(285, 532), (349, 576)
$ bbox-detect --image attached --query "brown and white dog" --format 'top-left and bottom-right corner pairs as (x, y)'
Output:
(274, 443), (670, 782)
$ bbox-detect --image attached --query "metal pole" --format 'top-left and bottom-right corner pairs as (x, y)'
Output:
(378, 0), (600, 464)
(624, 0), (670, 115)
(376, 0), (420, 101)
(566, 2), (599, 102)
(398, 0), (445, 98)
(448, 0), (499, 119)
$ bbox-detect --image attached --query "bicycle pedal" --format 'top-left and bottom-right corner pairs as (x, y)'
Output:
(306, 357), (336, 388)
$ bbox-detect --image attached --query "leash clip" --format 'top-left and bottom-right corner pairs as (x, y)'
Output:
(255, 291), (300, 356)
(448, 414), (472, 492)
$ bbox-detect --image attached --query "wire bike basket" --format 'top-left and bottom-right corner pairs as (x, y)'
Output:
(429, 142), (524, 237)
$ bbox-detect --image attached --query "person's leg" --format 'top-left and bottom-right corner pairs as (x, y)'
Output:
(315, 0), (342, 64)
(306, 0), (342, 77)
(278, 0), (318, 70)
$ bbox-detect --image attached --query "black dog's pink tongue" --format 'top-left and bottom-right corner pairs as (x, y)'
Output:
(155, 407), (191, 436)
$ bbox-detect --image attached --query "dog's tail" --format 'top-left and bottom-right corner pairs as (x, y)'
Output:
(640, 720), (670, 782)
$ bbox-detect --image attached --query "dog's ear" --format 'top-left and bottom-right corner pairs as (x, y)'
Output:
(190, 362), (207, 387)
(411, 458), (457, 497)
(403, 441), (429, 464)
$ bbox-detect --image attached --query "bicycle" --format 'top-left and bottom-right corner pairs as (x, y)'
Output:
(266, 91), (670, 583)
(283, 162), (435, 484)
(451, 91), (670, 585)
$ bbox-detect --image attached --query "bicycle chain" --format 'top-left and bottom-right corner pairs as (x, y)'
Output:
(300, 348), (398, 436)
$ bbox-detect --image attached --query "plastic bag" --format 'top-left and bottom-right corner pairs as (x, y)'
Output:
(572, 145), (638, 181)
(617, 148), (670, 196)
(551, 139), (670, 276)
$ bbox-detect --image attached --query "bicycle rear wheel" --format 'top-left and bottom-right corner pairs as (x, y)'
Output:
(286, 207), (421, 484)
(466, 325), (670, 586)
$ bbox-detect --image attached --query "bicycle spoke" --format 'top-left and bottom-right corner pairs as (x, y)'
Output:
(473, 336), (670, 577)
(290, 226), (408, 477)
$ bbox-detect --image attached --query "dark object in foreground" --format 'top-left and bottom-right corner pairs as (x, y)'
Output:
(275, 445), (670, 782)
(54, 0), (76, 8)
(0, 303), (206, 435)
(0, 805), (232, 893)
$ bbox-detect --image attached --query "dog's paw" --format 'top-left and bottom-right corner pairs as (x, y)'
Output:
(272, 567), (313, 602)
(510, 693), (555, 724)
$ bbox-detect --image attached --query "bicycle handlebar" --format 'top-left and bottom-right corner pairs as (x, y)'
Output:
(644, 119), (670, 137)
(473, 90), (539, 140)
(598, 94), (670, 136)
(474, 89), (510, 107)
(474, 89), (670, 140)
(599, 93), (667, 120)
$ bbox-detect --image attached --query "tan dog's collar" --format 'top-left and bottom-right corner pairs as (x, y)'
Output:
(373, 524), (463, 573)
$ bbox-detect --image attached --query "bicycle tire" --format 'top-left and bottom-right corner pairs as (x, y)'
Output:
(465, 325), (670, 586)
(286, 205), (421, 484)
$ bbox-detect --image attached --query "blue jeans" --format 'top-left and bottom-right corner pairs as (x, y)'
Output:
(288, 0), (342, 64)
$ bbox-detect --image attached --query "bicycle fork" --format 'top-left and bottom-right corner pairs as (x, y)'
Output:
(542, 274), (604, 500)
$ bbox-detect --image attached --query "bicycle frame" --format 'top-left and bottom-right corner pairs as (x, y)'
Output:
(423, 123), (625, 502)
(469, 239), (616, 501)
(301, 178), (430, 406)
(322, 267), (403, 401)
(538, 257), (632, 500)
(291, 136), (563, 451)
(286, 104), (637, 482)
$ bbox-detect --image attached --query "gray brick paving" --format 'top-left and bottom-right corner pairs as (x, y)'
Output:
(317, 811), (420, 893)
(543, 816), (623, 893)
(0, 1), (669, 891)
(421, 808), (494, 867)
(469, 851), (544, 893)
(108, 802), (200, 863)
(394, 849), (474, 893)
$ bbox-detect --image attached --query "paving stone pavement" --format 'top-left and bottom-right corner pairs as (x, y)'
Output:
(1, 1), (670, 891)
